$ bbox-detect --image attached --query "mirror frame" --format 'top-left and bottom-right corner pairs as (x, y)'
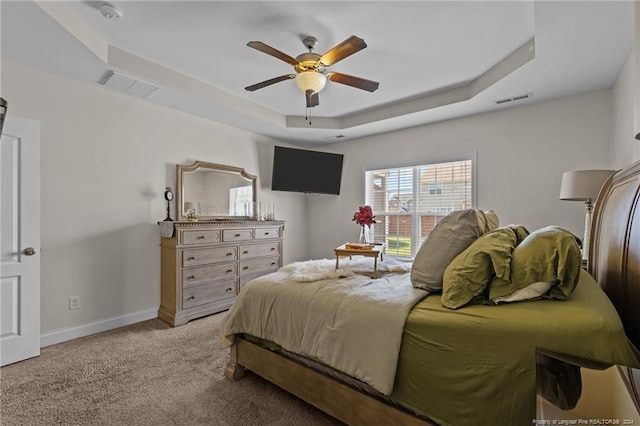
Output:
(176, 161), (257, 221)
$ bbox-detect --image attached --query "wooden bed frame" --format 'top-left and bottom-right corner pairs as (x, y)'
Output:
(589, 160), (640, 414)
(225, 160), (640, 425)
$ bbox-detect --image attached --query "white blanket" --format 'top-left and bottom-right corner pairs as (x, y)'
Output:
(279, 257), (412, 282)
(221, 259), (428, 395)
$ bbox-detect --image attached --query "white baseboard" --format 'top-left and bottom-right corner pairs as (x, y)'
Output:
(40, 308), (158, 348)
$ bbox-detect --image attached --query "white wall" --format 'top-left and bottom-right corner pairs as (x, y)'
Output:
(2, 61), (308, 337)
(607, 4), (640, 419)
(611, 3), (640, 167)
(307, 90), (613, 259)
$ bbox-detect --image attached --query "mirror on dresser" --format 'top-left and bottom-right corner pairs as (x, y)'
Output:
(176, 161), (257, 221)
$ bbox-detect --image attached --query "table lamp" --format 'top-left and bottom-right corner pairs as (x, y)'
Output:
(559, 169), (615, 261)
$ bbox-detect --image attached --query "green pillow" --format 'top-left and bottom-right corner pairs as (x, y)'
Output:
(411, 209), (499, 292)
(441, 227), (522, 309)
(488, 226), (582, 302)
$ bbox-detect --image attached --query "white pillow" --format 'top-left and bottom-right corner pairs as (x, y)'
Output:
(492, 281), (555, 304)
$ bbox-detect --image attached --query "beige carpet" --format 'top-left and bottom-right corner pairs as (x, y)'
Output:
(0, 313), (343, 425)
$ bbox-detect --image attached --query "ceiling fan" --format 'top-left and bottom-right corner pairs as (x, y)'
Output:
(244, 35), (379, 108)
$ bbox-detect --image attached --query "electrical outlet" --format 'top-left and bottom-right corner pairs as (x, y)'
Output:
(69, 296), (80, 310)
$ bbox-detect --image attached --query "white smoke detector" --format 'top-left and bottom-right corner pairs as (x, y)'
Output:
(99, 3), (123, 20)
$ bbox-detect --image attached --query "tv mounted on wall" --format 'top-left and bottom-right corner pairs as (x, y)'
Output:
(271, 146), (344, 195)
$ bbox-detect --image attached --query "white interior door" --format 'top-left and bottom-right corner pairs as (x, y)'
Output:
(0, 115), (41, 366)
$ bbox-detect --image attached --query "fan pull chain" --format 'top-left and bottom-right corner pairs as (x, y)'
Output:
(306, 107), (312, 125)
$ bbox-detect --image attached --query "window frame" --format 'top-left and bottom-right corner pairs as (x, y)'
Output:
(363, 153), (477, 258)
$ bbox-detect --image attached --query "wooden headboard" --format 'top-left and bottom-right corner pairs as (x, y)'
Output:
(589, 160), (640, 349)
(589, 160), (640, 412)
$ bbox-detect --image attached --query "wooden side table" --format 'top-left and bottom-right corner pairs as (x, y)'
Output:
(334, 243), (385, 278)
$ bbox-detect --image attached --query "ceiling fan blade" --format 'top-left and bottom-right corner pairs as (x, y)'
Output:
(306, 91), (319, 108)
(245, 74), (295, 92)
(319, 35), (367, 67)
(247, 41), (299, 66)
(328, 72), (379, 92)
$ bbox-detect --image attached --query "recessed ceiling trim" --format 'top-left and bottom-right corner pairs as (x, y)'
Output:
(470, 39), (535, 95)
(287, 37), (536, 130)
(106, 46), (285, 127)
(34, 0), (108, 63)
(28, 4), (538, 133)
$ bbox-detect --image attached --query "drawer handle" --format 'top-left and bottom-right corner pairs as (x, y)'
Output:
(226, 252), (233, 256)
(197, 235), (206, 239)
(270, 248), (276, 251)
(226, 269), (233, 274)
(235, 233), (241, 237)
(226, 288), (233, 293)
(187, 296), (195, 300)
(187, 256), (195, 260)
(243, 266), (249, 270)
(271, 262), (277, 266)
(264, 232), (270, 235)
(243, 250), (249, 254)
(187, 275), (195, 280)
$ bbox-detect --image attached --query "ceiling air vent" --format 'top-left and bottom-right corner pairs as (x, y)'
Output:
(99, 71), (159, 98)
(494, 92), (532, 105)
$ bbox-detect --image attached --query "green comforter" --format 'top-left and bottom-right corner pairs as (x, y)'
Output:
(391, 270), (640, 426)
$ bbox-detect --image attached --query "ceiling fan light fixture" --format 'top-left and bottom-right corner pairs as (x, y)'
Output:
(295, 71), (326, 95)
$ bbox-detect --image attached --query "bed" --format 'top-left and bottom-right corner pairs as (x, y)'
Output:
(222, 161), (640, 426)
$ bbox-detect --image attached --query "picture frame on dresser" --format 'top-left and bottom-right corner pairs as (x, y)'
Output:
(158, 161), (284, 326)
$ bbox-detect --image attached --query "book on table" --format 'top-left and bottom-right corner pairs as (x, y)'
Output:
(345, 243), (375, 251)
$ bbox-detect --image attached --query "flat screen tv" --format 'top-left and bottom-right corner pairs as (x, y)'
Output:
(271, 146), (344, 195)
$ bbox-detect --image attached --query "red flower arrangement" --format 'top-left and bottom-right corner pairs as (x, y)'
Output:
(352, 205), (376, 227)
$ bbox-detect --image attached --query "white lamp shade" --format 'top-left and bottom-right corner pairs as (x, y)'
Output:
(295, 71), (327, 94)
(559, 169), (616, 202)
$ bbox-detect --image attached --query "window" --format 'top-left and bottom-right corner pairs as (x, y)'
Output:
(365, 159), (473, 257)
(428, 183), (443, 195)
(228, 186), (253, 216)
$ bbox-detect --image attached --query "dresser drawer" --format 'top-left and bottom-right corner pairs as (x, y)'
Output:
(239, 242), (279, 259)
(183, 246), (237, 267)
(182, 262), (237, 286)
(223, 229), (253, 242)
(239, 256), (280, 276)
(182, 230), (221, 245)
(183, 279), (236, 309)
(254, 227), (280, 239)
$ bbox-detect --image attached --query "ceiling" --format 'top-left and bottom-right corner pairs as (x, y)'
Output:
(1, 1), (635, 146)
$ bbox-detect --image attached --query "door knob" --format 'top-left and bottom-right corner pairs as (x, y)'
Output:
(23, 247), (36, 256)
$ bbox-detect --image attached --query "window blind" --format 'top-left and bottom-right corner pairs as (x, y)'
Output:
(365, 159), (473, 257)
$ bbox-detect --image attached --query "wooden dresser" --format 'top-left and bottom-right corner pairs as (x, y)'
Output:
(159, 220), (285, 326)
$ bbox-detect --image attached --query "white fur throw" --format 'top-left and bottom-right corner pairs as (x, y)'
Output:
(279, 257), (411, 282)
